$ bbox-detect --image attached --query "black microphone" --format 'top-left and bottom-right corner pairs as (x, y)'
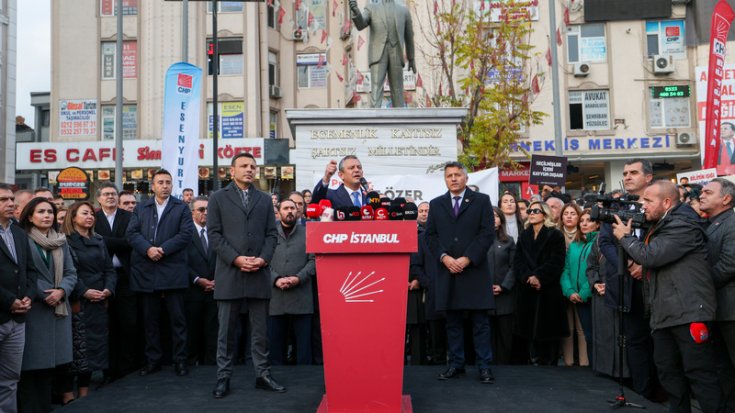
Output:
(393, 197), (407, 209)
(347, 206), (362, 221)
(359, 177), (369, 192)
(403, 202), (418, 220)
(380, 197), (391, 209)
(389, 200), (405, 220)
(367, 191), (381, 210)
(334, 207), (349, 221)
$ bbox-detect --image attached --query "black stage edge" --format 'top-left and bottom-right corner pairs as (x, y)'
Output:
(57, 365), (667, 412)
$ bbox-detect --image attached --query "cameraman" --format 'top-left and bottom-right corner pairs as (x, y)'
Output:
(613, 180), (720, 413)
(598, 159), (661, 401)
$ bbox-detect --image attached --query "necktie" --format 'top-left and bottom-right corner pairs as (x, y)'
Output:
(352, 191), (361, 207)
(453, 196), (461, 217)
(729, 142), (734, 160)
(200, 228), (208, 251)
(240, 188), (249, 210)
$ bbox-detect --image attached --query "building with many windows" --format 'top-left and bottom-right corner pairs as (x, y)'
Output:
(0, 0), (16, 184)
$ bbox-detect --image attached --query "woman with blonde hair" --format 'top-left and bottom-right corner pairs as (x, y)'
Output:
(513, 201), (568, 365)
(59, 201), (116, 404)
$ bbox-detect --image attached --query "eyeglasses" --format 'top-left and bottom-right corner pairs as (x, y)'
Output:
(195, 207), (207, 212)
(527, 208), (544, 215)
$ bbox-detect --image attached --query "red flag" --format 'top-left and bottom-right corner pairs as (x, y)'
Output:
(416, 73), (423, 88)
(321, 29), (328, 44)
(341, 53), (348, 66)
(278, 6), (286, 25)
(563, 7), (570, 26)
(704, 0), (735, 172)
(545, 47), (552, 66)
(356, 70), (364, 84)
(531, 75), (540, 95)
(332, 0), (338, 17)
(556, 28), (563, 46)
(433, 0), (438, 16)
(336, 72), (344, 82)
(353, 91), (361, 103)
(357, 35), (365, 51)
(438, 83), (443, 96)
(480, 0), (485, 11)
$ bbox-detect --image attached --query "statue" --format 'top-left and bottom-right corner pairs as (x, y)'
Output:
(349, 0), (416, 108)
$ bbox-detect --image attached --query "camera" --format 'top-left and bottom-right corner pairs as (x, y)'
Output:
(587, 194), (646, 228)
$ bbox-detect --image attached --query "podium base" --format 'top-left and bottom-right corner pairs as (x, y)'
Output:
(316, 395), (413, 413)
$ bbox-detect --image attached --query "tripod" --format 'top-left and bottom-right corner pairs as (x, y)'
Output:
(608, 243), (645, 409)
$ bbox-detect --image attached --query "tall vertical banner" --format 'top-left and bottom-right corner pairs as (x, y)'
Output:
(161, 62), (202, 198)
(703, 0), (735, 170)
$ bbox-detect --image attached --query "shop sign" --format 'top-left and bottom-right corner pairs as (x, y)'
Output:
(56, 167), (91, 200)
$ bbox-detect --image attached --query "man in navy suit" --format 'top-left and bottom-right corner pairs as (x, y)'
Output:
(311, 156), (366, 209)
(426, 162), (495, 384)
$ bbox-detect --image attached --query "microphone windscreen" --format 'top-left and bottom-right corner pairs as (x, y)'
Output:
(367, 191), (381, 209)
(393, 197), (407, 209)
(403, 202), (418, 220)
(389, 204), (405, 220)
(690, 322), (710, 344)
(374, 207), (389, 220)
(360, 205), (374, 220)
(320, 208), (334, 222)
(380, 197), (391, 209)
(347, 206), (361, 221)
(306, 203), (321, 219)
(318, 199), (332, 210)
(334, 207), (349, 222)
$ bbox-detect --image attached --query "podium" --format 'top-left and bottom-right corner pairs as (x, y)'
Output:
(306, 221), (418, 413)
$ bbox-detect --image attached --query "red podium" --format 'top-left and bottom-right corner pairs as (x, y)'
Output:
(306, 221), (418, 413)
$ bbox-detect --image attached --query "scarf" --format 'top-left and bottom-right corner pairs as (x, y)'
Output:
(28, 227), (68, 317)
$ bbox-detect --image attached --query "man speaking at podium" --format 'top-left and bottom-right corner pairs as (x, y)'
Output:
(426, 162), (495, 384)
(312, 156), (366, 209)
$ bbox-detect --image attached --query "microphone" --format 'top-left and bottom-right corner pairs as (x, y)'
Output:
(374, 207), (389, 220)
(360, 205), (374, 220)
(690, 322), (710, 344)
(380, 197), (391, 209)
(393, 197), (407, 209)
(320, 207), (334, 222)
(347, 206), (362, 221)
(359, 177), (369, 192)
(389, 200), (405, 220)
(318, 199), (332, 212)
(403, 202), (418, 220)
(334, 207), (349, 221)
(305, 203), (321, 219)
(366, 191), (381, 210)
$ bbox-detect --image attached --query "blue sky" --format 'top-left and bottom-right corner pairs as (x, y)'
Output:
(16, 0), (51, 127)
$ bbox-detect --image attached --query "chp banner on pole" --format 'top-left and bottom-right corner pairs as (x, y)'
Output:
(703, 0), (735, 170)
(161, 62), (202, 198)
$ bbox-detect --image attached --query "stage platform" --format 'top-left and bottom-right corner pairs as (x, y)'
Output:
(57, 365), (668, 412)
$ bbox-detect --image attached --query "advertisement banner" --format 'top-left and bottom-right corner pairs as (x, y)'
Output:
(529, 154), (567, 187)
(59, 99), (97, 137)
(161, 62), (202, 199)
(208, 101), (245, 139)
(123, 41), (137, 79)
(703, 0), (735, 171)
(677, 168), (718, 185)
(646, 20), (686, 57)
(475, 1), (540, 22)
(56, 167), (91, 200)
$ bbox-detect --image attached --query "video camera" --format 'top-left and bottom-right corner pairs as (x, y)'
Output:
(584, 187), (646, 228)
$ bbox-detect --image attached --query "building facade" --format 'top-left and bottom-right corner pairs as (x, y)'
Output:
(0, 0), (16, 184)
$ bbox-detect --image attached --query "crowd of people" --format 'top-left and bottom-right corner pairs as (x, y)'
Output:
(1, 155), (734, 412)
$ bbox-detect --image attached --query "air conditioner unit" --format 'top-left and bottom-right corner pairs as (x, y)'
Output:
(653, 54), (674, 75)
(269, 85), (282, 99)
(292, 29), (305, 42)
(676, 132), (694, 146)
(573, 62), (590, 77)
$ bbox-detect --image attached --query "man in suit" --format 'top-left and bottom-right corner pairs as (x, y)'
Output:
(349, 0), (415, 108)
(426, 162), (495, 384)
(718, 122), (735, 176)
(185, 196), (218, 366)
(126, 169), (194, 377)
(0, 184), (37, 413)
(311, 156), (366, 209)
(208, 153), (284, 398)
(94, 182), (139, 380)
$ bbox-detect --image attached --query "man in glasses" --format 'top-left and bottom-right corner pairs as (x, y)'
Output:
(185, 197), (217, 367)
(94, 182), (139, 380)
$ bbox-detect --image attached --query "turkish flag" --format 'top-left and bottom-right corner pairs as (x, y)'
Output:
(278, 6), (286, 25)
(531, 75), (540, 95)
(357, 36), (365, 51)
(416, 73), (423, 88)
(546, 47), (552, 66)
(556, 28), (563, 46)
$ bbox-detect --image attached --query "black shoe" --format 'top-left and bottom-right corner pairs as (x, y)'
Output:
(175, 361), (189, 376)
(139, 364), (161, 376)
(255, 373), (286, 393)
(438, 367), (465, 380)
(479, 368), (495, 384)
(213, 378), (230, 399)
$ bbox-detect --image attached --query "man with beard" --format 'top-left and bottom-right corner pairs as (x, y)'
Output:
(267, 199), (315, 365)
(311, 156), (366, 209)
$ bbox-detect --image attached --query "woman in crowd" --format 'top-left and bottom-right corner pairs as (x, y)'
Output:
(488, 207), (516, 364)
(18, 197), (77, 412)
(60, 201), (116, 404)
(499, 192), (523, 243)
(560, 209), (598, 367)
(302, 189), (313, 205)
(513, 201), (568, 365)
(559, 202), (584, 250)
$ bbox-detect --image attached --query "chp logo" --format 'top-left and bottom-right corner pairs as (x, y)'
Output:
(339, 271), (385, 303)
(177, 73), (193, 95)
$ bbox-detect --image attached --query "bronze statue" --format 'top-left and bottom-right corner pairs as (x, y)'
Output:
(350, 0), (416, 108)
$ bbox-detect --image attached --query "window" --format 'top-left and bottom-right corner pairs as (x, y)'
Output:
(268, 52), (279, 87)
(102, 105), (137, 140)
(566, 24), (606, 63)
(101, 41), (138, 79)
(207, 1), (244, 13)
(207, 38), (243, 75)
(648, 86), (690, 128)
(297, 53), (328, 88)
(207, 102), (245, 139)
(267, 1), (278, 28)
(270, 111), (278, 139)
(646, 20), (686, 58)
(568, 90), (610, 131)
(100, 0), (138, 16)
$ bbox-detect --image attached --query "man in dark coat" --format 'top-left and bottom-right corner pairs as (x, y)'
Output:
(126, 169), (194, 377)
(94, 182), (139, 379)
(0, 184), (37, 413)
(613, 180), (721, 413)
(208, 153), (283, 398)
(185, 196), (218, 366)
(426, 162), (494, 384)
(311, 156), (366, 209)
(699, 177), (735, 410)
